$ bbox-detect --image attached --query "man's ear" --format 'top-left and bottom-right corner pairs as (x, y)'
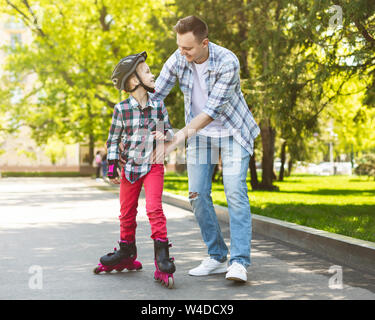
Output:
(202, 38), (209, 48)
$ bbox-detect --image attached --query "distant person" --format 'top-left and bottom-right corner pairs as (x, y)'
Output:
(95, 151), (102, 179)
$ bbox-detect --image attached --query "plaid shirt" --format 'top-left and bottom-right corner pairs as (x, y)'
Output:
(106, 94), (174, 183)
(152, 41), (260, 155)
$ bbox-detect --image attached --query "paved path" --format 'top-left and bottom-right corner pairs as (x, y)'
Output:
(0, 177), (374, 300)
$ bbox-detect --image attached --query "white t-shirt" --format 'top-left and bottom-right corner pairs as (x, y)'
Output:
(191, 60), (230, 137)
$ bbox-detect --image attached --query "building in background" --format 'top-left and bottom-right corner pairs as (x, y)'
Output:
(0, 14), (100, 174)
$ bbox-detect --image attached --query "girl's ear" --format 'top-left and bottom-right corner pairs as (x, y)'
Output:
(130, 75), (140, 87)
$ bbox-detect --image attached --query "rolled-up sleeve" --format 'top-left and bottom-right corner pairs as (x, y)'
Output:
(160, 101), (174, 142)
(106, 104), (123, 161)
(202, 60), (239, 120)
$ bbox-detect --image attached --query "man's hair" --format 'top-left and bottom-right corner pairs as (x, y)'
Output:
(173, 15), (208, 42)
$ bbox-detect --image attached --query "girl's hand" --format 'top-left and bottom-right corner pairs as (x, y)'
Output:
(151, 131), (166, 141)
(109, 177), (121, 185)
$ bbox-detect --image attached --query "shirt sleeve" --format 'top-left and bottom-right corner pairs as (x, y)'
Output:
(202, 59), (239, 120)
(160, 101), (174, 142)
(152, 51), (178, 102)
(106, 104), (123, 161)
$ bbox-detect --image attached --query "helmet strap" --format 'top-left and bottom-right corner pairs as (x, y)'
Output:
(134, 71), (155, 93)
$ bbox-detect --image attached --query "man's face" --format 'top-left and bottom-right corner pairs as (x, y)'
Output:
(176, 32), (208, 63)
(136, 62), (155, 89)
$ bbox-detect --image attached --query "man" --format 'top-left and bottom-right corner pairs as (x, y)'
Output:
(130, 16), (259, 282)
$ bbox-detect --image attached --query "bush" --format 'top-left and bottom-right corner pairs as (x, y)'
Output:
(354, 154), (375, 180)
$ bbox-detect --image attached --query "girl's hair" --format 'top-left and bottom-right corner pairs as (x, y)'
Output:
(173, 15), (208, 42)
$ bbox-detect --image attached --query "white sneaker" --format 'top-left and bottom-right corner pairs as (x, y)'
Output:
(189, 257), (228, 276)
(225, 262), (247, 282)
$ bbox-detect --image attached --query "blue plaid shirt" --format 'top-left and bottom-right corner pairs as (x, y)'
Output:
(152, 41), (260, 155)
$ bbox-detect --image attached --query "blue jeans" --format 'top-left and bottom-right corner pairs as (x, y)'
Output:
(187, 135), (252, 268)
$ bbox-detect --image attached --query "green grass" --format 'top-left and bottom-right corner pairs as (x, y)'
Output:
(163, 172), (375, 243)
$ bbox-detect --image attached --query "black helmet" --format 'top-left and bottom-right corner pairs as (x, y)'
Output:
(111, 51), (154, 93)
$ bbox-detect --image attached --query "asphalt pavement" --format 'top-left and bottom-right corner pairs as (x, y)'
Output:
(0, 177), (374, 300)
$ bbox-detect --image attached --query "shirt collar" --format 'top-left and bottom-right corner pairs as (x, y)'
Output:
(207, 42), (215, 71)
(187, 41), (215, 72)
(128, 94), (157, 110)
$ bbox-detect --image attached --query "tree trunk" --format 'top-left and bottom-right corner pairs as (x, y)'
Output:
(89, 133), (95, 166)
(287, 158), (293, 176)
(249, 153), (259, 190)
(87, 103), (95, 166)
(259, 118), (279, 190)
(278, 140), (287, 181)
(212, 154), (223, 183)
(212, 164), (219, 183)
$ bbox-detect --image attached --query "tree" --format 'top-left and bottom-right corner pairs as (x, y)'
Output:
(0, 0), (169, 163)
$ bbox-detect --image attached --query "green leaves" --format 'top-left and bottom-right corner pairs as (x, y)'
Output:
(1, 0), (171, 162)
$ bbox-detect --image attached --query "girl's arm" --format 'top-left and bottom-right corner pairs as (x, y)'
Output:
(106, 103), (124, 183)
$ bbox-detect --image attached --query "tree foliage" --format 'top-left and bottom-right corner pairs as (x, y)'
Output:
(1, 0), (374, 178)
(0, 0), (170, 162)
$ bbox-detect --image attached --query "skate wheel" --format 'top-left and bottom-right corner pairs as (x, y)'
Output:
(167, 277), (174, 289)
(93, 267), (100, 274)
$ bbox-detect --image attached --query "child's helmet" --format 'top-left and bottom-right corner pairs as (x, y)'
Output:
(111, 51), (154, 93)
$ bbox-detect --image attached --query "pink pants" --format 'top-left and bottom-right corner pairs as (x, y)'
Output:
(119, 164), (167, 242)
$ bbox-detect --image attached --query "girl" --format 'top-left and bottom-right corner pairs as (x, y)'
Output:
(93, 51), (176, 288)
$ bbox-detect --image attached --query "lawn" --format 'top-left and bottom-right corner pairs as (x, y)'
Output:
(163, 172), (375, 243)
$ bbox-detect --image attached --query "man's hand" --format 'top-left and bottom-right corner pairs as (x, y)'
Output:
(151, 131), (166, 141)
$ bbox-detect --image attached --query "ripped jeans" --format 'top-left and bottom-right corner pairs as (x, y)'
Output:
(187, 135), (252, 268)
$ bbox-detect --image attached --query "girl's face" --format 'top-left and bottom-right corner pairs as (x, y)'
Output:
(136, 62), (155, 89)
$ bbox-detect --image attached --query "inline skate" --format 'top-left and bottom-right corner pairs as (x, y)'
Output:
(153, 238), (176, 288)
(93, 240), (142, 274)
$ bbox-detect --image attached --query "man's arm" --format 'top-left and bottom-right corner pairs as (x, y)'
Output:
(154, 112), (212, 162)
(163, 60), (239, 156)
(168, 59), (239, 150)
(201, 59), (239, 120)
(171, 112), (213, 146)
(152, 51), (178, 102)
(153, 112), (213, 163)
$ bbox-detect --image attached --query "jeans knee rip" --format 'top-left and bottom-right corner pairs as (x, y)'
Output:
(188, 192), (199, 201)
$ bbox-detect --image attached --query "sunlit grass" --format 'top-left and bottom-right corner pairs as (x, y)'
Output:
(163, 173), (375, 242)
